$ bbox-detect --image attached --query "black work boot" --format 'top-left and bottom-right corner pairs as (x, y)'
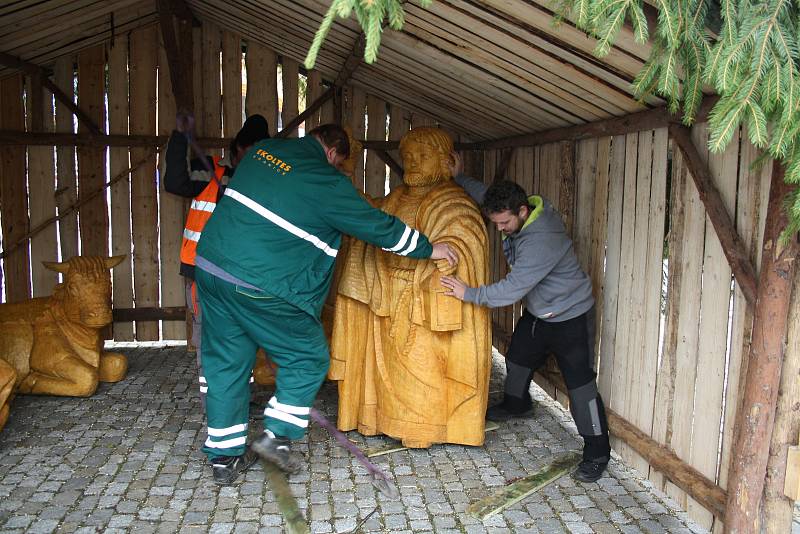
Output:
(486, 393), (535, 422)
(251, 434), (303, 474)
(573, 456), (609, 483)
(211, 449), (258, 485)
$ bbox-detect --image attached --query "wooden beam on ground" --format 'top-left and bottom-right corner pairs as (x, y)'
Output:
(464, 97), (718, 150)
(112, 306), (187, 322)
(276, 85), (335, 138)
(669, 124), (758, 307)
(371, 149), (403, 177)
(725, 162), (799, 533)
(157, 0), (194, 112)
(0, 52), (102, 136)
(493, 320), (728, 520)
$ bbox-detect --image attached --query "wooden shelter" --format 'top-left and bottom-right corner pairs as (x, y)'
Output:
(0, 1), (798, 532)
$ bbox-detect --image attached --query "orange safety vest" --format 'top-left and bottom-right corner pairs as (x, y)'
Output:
(179, 156), (226, 266)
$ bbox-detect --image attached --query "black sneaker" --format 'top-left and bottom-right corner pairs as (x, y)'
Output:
(211, 449), (258, 485)
(486, 394), (535, 422)
(251, 434), (303, 474)
(572, 459), (608, 483)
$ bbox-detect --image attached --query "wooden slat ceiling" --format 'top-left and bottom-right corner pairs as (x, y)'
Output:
(190, 0), (663, 141)
(0, 0), (158, 78)
(0, 0), (664, 142)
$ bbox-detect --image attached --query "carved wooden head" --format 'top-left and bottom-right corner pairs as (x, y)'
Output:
(399, 128), (454, 187)
(42, 255), (126, 328)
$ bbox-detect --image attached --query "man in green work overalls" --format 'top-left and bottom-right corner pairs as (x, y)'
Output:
(194, 124), (458, 484)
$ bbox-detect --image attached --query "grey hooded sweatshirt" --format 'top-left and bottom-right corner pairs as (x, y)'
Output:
(454, 174), (594, 322)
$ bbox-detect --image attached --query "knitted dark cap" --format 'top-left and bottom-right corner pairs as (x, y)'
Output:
(234, 114), (270, 147)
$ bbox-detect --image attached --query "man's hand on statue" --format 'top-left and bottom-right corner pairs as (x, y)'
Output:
(434, 258), (457, 275)
(448, 151), (463, 177)
(431, 242), (458, 267)
(440, 275), (468, 300)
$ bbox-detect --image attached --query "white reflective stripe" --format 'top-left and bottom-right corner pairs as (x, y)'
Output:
(224, 188), (338, 257)
(268, 396), (310, 415)
(207, 423), (248, 437)
(397, 229), (420, 256)
(199, 386), (208, 393)
(204, 436), (247, 449)
(264, 407), (309, 428)
(199, 377), (207, 384)
(183, 228), (201, 242)
(190, 199), (216, 213)
(249, 376), (254, 384)
(384, 225), (412, 252)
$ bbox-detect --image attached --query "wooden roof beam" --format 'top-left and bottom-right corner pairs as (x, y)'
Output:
(161, 0), (200, 26)
(464, 96), (719, 149)
(669, 124), (758, 307)
(0, 51), (102, 136)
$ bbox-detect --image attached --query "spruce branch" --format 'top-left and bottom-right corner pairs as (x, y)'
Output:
(305, 0), (425, 68)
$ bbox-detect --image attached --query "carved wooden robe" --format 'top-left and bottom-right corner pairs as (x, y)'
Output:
(330, 180), (491, 447)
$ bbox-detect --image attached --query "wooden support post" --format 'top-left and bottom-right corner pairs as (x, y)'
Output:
(0, 74), (31, 302)
(26, 72), (58, 297)
(53, 56), (79, 261)
(365, 94), (388, 198)
(0, 51), (102, 136)
(724, 162), (799, 533)
(669, 124), (758, 307)
(76, 45), (108, 258)
(108, 37), (134, 341)
(244, 42), (278, 136)
(157, 0), (194, 113)
(763, 265), (800, 531)
(494, 148), (514, 182)
(280, 57), (299, 138)
(388, 104), (409, 190)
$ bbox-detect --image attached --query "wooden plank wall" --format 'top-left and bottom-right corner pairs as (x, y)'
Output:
(0, 21), (426, 344)
(473, 126), (774, 529)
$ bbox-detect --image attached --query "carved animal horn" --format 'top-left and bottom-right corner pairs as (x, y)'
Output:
(42, 260), (70, 274)
(105, 255), (126, 269)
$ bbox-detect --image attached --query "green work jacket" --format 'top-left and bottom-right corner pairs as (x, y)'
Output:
(197, 135), (433, 318)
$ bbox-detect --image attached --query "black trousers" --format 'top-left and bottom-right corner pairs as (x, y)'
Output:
(505, 307), (610, 461)
(506, 308), (597, 390)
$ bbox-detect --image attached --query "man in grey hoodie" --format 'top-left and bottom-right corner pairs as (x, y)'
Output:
(441, 158), (611, 483)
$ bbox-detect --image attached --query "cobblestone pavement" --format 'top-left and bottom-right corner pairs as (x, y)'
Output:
(0, 346), (728, 533)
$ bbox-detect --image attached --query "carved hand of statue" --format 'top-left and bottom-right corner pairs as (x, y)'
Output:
(434, 258), (457, 276)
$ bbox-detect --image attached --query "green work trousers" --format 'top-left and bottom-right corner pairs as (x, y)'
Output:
(195, 268), (329, 459)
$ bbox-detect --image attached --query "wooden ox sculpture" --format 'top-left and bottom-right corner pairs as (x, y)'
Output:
(0, 256), (127, 432)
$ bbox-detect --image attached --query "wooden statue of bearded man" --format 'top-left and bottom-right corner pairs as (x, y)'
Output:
(329, 127), (491, 448)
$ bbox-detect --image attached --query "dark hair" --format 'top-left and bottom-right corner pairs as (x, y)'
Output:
(231, 114), (270, 154)
(481, 180), (529, 215)
(308, 123), (350, 157)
